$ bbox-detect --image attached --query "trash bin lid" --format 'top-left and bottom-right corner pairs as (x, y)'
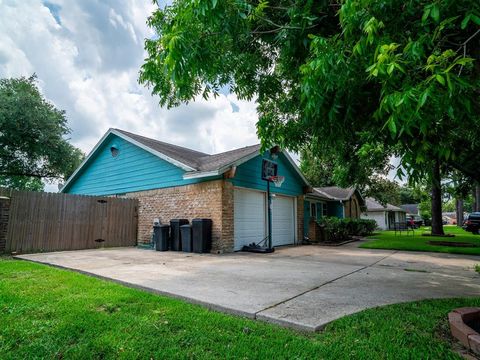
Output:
(180, 224), (192, 228)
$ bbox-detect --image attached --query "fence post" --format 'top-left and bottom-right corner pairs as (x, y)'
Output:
(0, 196), (10, 253)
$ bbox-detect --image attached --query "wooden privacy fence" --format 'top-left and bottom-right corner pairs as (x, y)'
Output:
(0, 188), (138, 254)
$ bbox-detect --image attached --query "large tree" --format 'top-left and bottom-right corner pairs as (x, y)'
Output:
(140, 0), (480, 234)
(0, 76), (84, 190)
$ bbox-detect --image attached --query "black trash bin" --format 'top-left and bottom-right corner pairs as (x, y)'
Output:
(154, 224), (170, 251)
(180, 224), (192, 252)
(170, 219), (189, 251)
(192, 218), (212, 253)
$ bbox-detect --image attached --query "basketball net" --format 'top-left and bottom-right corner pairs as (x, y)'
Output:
(269, 176), (285, 188)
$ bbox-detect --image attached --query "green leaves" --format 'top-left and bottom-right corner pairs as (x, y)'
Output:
(387, 116), (397, 137)
(141, 0), (480, 184)
(435, 74), (445, 86)
(0, 76), (84, 186)
(461, 13), (480, 28)
(422, 3), (441, 24)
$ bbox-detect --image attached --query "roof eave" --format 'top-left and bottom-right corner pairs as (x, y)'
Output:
(111, 129), (196, 172)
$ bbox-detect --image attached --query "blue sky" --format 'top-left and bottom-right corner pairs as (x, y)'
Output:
(0, 0), (260, 158)
(0, 0), (399, 190)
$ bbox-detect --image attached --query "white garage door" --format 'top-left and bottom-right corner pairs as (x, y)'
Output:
(234, 188), (266, 251)
(272, 195), (295, 246)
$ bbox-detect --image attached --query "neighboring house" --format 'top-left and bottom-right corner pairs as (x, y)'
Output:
(400, 203), (420, 216)
(362, 197), (406, 230)
(61, 128), (311, 253)
(303, 186), (365, 241)
(313, 187), (364, 219)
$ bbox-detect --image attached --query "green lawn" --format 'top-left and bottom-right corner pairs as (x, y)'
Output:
(0, 258), (478, 359)
(361, 225), (480, 255)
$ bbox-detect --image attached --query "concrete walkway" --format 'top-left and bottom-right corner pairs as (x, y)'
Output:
(16, 243), (480, 331)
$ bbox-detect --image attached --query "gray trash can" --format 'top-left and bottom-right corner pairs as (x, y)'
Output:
(170, 219), (189, 251)
(192, 218), (212, 253)
(155, 224), (170, 251)
(180, 224), (192, 252)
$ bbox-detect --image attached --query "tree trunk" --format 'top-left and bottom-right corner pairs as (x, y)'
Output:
(431, 159), (444, 235)
(456, 198), (464, 227)
(475, 183), (480, 212)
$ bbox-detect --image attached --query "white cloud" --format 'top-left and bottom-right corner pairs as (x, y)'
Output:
(0, 0), (260, 163)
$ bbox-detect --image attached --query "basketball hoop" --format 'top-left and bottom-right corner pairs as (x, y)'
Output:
(269, 176), (285, 188)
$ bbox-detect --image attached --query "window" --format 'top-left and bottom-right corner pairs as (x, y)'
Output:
(310, 203), (317, 218)
(322, 203), (328, 217)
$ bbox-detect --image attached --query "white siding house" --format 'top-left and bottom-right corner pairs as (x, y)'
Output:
(361, 197), (406, 230)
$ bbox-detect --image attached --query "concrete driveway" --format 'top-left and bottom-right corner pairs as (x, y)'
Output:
(16, 243), (480, 331)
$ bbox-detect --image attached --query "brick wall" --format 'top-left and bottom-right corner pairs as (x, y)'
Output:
(296, 196), (304, 242)
(0, 197), (10, 253)
(221, 181), (234, 252)
(125, 179), (234, 253)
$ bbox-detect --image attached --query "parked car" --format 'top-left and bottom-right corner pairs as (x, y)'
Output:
(463, 212), (480, 234)
(407, 215), (423, 228)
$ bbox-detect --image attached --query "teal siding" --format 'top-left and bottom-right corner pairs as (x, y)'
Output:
(64, 135), (219, 196)
(229, 153), (304, 196)
(328, 201), (344, 218)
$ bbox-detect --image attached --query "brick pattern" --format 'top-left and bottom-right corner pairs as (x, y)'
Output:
(125, 180), (234, 253)
(221, 181), (234, 252)
(124, 180), (304, 253)
(297, 196), (304, 242)
(449, 307), (480, 355)
(0, 197), (10, 253)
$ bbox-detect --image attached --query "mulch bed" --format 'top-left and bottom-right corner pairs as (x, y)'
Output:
(428, 241), (479, 248)
(422, 233), (456, 237)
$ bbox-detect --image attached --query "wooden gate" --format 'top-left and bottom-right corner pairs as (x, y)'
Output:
(0, 188), (138, 254)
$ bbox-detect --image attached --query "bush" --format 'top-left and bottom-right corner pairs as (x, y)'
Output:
(320, 217), (377, 242)
(321, 217), (350, 242)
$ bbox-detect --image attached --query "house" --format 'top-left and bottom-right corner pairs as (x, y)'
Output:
(362, 197), (406, 230)
(61, 128), (311, 253)
(303, 186), (365, 241)
(312, 187), (364, 219)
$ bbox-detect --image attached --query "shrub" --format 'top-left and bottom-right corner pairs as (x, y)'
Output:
(320, 217), (377, 242)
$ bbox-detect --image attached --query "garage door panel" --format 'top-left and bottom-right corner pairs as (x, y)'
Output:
(272, 195), (295, 247)
(234, 189), (266, 251)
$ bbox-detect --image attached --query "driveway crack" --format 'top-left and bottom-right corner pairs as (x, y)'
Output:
(254, 250), (398, 317)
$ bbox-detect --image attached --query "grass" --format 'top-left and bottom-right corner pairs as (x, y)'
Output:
(475, 264), (480, 273)
(0, 258), (479, 359)
(360, 225), (480, 255)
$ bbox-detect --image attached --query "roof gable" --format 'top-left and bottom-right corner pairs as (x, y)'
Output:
(62, 134), (198, 195)
(62, 128), (309, 192)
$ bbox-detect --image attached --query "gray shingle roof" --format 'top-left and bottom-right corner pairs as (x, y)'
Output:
(308, 188), (336, 201)
(365, 197), (405, 212)
(115, 128), (261, 172)
(115, 129), (208, 169)
(314, 186), (355, 201)
(196, 144), (261, 172)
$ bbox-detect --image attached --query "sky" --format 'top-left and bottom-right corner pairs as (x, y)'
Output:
(0, 0), (263, 191)
(0, 0), (400, 191)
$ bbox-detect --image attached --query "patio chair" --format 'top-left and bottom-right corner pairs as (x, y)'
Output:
(393, 222), (414, 237)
